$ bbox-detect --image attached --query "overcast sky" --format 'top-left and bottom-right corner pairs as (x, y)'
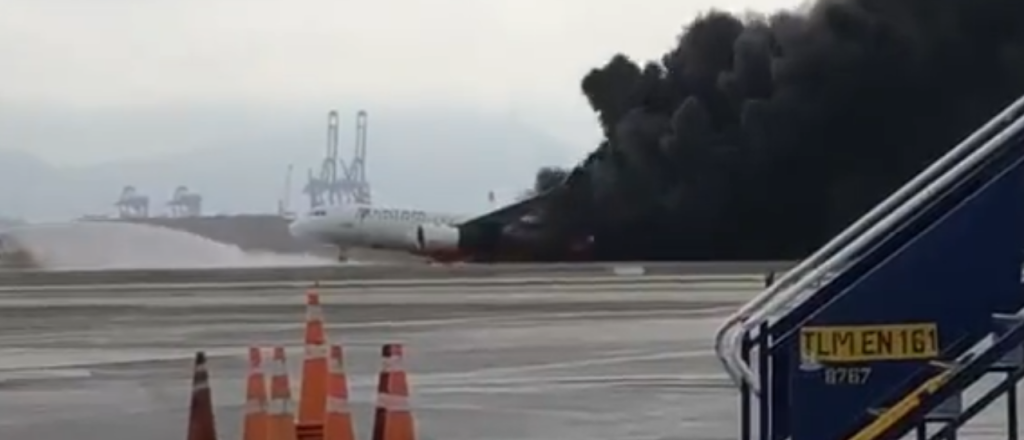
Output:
(1, 0), (795, 167)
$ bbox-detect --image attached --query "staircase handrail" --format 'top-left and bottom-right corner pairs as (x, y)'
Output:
(714, 95), (1024, 393)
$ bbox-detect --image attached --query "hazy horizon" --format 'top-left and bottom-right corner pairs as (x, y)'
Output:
(1, 0), (800, 219)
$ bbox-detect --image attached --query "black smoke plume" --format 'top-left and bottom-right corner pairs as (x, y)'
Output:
(534, 0), (1024, 261)
(532, 167), (571, 194)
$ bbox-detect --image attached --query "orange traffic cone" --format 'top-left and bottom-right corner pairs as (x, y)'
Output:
(243, 347), (270, 440)
(371, 344), (415, 440)
(297, 290), (329, 440)
(268, 347), (298, 440)
(325, 345), (355, 440)
(187, 351), (219, 440)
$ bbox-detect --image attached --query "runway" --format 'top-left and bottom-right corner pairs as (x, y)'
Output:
(0, 275), (763, 440)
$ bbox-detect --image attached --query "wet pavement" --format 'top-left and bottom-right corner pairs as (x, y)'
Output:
(1, 278), (1020, 440)
(0, 280), (757, 440)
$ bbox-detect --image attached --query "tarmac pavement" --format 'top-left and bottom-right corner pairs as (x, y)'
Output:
(0, 275), (1017, 440)
(0, 279), (758, 440)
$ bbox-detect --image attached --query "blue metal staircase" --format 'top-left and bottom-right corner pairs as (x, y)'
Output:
(715, 94), (1024, 440)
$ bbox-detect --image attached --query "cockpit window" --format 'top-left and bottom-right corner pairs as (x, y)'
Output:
(311, 209), (327, 217)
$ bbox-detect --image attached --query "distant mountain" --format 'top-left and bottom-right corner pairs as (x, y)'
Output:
(0, 106), (578, 221)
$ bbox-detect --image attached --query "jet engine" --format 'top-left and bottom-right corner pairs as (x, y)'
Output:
(410, 223), (461, 252)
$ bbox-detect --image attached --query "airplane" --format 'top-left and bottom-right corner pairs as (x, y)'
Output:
(288, 204), (464, 261)
(287, 192), (589, 263)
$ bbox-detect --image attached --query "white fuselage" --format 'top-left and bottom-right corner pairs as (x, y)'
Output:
(288, 204), (468, 251)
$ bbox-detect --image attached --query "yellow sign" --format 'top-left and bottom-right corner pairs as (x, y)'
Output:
(800, 323), (939, 363)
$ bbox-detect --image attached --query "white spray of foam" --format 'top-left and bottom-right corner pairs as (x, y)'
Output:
(0, 221), (337, 270)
